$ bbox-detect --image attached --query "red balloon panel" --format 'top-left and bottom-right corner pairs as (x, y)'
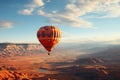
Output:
(37, 26), (61, 52)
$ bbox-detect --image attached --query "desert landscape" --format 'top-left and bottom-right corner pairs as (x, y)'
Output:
(1, 0), (120, 80)
(0, 43), (120, 80)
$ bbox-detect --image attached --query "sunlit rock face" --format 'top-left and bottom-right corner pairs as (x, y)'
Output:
(0, 66), (29, 80)
(0, 43), (42, 57)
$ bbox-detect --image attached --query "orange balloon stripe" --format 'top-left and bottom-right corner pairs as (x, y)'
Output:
(37, 26), (61, 52)
(37, 28), (60, 39)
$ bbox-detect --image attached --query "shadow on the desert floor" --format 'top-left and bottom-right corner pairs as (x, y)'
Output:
(35, 57), (120, 80)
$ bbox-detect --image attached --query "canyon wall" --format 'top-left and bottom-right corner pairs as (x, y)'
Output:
(0, 43), (42, 57)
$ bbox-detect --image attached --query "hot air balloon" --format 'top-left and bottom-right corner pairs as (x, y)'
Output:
(37, 26), (61, 55)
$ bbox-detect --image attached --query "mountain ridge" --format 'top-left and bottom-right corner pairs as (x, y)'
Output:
(0, 43), (43, 57)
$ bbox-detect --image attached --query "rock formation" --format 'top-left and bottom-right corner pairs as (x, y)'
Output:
(0, 43), (42, 57)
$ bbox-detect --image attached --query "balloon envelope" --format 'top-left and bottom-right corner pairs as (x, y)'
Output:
(37, 26), (61, 52)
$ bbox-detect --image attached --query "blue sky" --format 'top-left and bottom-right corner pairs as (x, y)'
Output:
(1, 0), (120, 44)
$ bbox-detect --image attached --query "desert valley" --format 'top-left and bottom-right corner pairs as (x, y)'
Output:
(0, 43), (120, 80)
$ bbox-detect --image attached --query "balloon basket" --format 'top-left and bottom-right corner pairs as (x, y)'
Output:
(48, 52), (50, 55)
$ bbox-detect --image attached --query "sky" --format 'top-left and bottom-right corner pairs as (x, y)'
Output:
(1, 0), (120, 44)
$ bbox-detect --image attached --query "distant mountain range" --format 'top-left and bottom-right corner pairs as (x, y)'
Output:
(76, 44), (120, 65)
(0, 42), (120, 60)
(0, 43), (44, 57)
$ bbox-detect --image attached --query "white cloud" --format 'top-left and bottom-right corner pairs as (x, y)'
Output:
(0, 21), (14, 28)
(18, 0), (44, 15)
(37, 9), (92, 28)
(27, 0), (44, 8)
(101, 5), (120, 18)
(37, 9), (45, 15)
(18, 8), (33, 15)
(18, 0), (120, 27)
(65, 0), (120, 18)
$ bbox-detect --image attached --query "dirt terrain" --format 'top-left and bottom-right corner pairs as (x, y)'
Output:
(0, 54), (119, 80)
(0, 43), (120, 80)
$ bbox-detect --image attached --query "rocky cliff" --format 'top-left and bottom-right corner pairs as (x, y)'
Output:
(0, 66), (30, 80)
(0, 43), (42, 57)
